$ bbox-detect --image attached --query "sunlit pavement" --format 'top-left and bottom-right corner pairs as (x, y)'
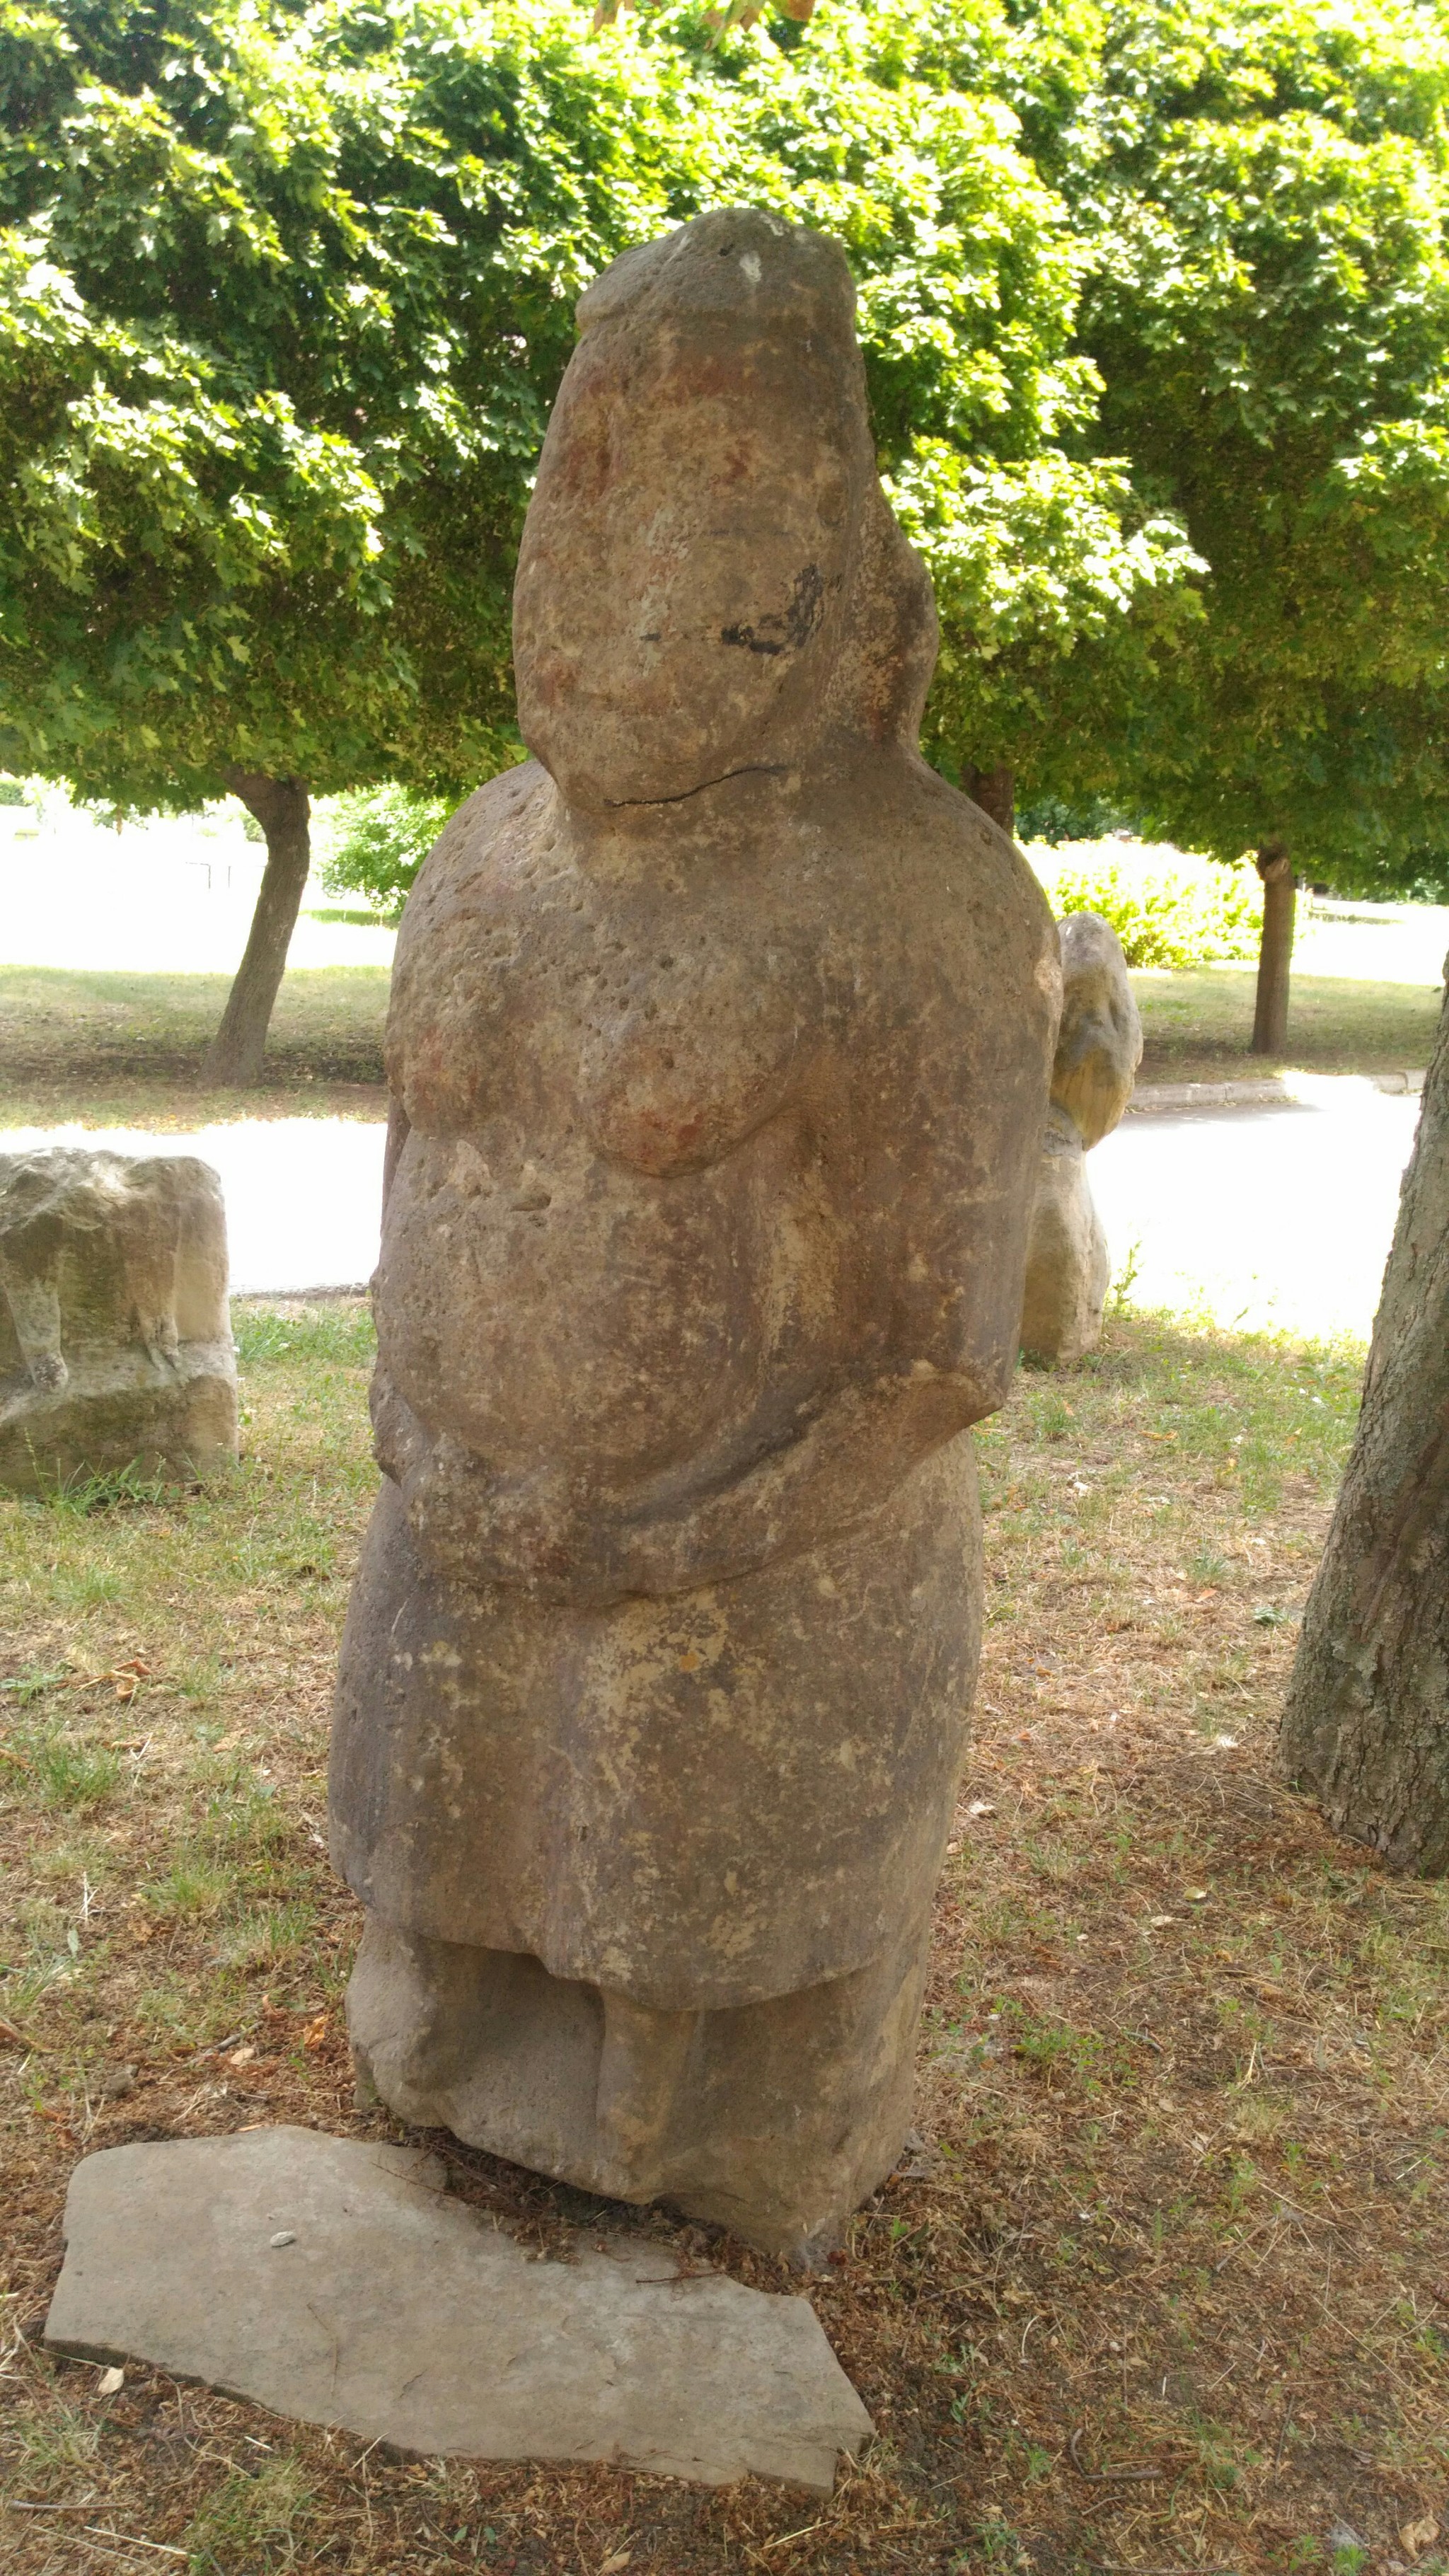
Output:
(1, 1118), (387, 1296)
(1093, 1075), (1422, 1345)
(0, 1073), (1424, 1341)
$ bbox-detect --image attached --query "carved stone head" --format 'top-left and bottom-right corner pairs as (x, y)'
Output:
(512, 207), (937, 812)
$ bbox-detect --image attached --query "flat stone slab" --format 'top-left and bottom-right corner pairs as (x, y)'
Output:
(45, 2127), (872, 2491)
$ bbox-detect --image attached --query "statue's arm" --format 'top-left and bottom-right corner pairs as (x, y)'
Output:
(383, 1345), (1005, 1608)
(381, 1095), (411, 1213)
(584, 1361), (998, 1600)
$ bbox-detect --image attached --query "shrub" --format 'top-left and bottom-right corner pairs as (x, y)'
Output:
(1025, 839), (1262, 968)
(319, 786), (451, 923)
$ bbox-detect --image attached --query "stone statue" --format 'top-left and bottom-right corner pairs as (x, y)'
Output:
(330, 209), (1058, 2258)
(1020, 911), (1142, 1365)
(0, 1148), (236, 1492)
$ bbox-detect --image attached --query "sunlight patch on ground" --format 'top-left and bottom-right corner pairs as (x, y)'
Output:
(0, 1119), (386, 1294)
(1096, 1081), (1421, 1341)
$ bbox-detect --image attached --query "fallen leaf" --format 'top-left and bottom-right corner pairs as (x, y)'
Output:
(115, 1675), (137, 1702)
(967, 1800), (995, 1818)
(1400, 2517), (1439, 2561)
(1186, 1887), (1209, 1902)
(98, 2365), (125, 2396)
(600, 2553), (633, 2573)
(229, 2044), (256, 2066)
(302, 2014), (329, 2050)
(1148, 1915), (1175, 1929)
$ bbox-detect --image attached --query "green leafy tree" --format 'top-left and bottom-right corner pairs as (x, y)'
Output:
(0, 0), (669, 1075)
(322, 785), (450, 923)
(0, 0), (1196, 1075)
(1058, 0), (1449, 1051)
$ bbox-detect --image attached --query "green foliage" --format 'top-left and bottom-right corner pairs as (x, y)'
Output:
(11, 0), (1442, 872)
(900, 442), (1202, 794)
(1057, 0), (1449, 883)
(1028, 841), (1264, 966)
(0, 0), (1195, 819)
(15, 1727), (123, 1811)
(232, 1305), (377, 1371)
(37, 1460), (173, 1513)
(183, 2456), (314, 2573)
(320, 784), (452, 921)
(1015, 786), (1140, 843)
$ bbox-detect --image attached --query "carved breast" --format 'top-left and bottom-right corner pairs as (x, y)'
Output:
(387, 771), (816, 1167)
(379, 770), (836, 1482)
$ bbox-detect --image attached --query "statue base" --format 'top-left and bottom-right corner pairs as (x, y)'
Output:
(346, 1915), (931, 2260)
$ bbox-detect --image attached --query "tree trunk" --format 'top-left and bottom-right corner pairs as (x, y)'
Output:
(964, 763), (1015, 839)
(202, 772), (311, 1085)
(1280, 973), (1449, 1871)
(1251, 843), (1295, 1056)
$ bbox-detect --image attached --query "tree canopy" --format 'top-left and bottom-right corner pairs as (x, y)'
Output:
(1059, 0), (1449, 902)
(5, 0), (1448, 1069)
(0, 1), (1194, 1012)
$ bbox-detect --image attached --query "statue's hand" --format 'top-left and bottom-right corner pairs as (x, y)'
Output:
(375, 1382), (630, 1603)
(417, 1454), (625, 1602)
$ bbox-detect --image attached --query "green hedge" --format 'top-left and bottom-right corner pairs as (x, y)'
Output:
(1026, 841), (1262, 969)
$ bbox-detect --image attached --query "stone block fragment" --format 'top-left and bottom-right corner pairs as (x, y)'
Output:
(1021, 913), (1142, 1363)
(45, 2127), (873, 2491)
(0, 1148), (236, 1491)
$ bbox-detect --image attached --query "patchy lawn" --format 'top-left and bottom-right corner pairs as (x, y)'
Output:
(2, 960), (1445, 1133)
(0, 969), (389, 1130)
(1, 1305), (1446, 2576)
(1134, 969), (1442, 1087)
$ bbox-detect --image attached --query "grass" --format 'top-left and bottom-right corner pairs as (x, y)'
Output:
(0, 964), (389, 1128)
(2, 1303), (1448, 2576)
(1134, 969), (1442, 1086)
(1, 956), (1444, 1131)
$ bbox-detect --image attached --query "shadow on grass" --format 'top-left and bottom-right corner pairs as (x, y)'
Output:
(0, 962), (390, 1124)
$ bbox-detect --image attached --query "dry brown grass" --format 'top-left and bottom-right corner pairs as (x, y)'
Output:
(1, 1303), (1445, 2576)
(0, 969), (388, 1129)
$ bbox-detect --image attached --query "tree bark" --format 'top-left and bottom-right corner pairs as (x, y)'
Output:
(1280, 972), (1449, 1871)
(964, 763), (1015, 839)
(1251, 843), (1295, 1056)
(202, 772), (311, 1085)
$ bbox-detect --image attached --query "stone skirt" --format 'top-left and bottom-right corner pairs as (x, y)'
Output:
(329, 1433), (981, 2014)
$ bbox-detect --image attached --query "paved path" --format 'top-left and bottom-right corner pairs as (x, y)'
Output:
(4, 1073), (1424, 1343)
(2, 1118), (387, 1296)
(1, 807), (396, 973)
(1092, 1077), (1419, 1341)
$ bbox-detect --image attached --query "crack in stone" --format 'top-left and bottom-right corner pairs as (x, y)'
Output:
(604, 763), (787, 811)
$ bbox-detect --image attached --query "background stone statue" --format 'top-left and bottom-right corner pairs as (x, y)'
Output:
(1020, 911), (1142, 1365)
(330, 208), (1058, 2258)
(0, 1148), (236, 1492)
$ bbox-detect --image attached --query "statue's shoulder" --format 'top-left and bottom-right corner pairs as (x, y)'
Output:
(419, 760), (551, 887)
(392, 761), (553, 956)
(832, 753), (1055, 981)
